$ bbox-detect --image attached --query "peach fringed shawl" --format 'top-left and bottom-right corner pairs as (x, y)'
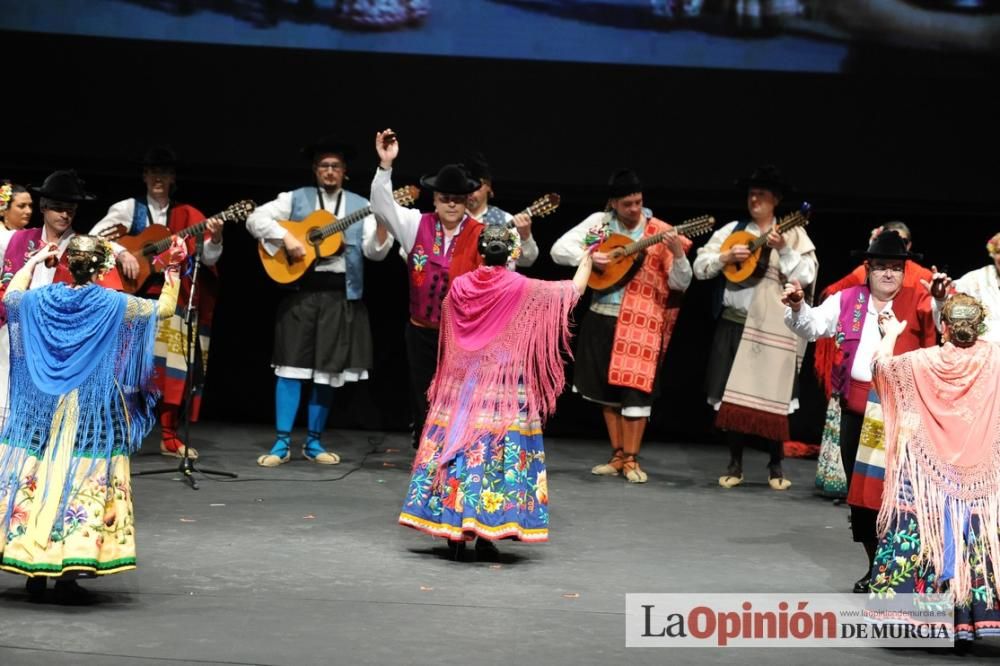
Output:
(875, 340), (1000, 606)
(428, 266), (580, 476)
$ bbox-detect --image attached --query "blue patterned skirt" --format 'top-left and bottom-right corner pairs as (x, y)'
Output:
(399, 415), (549, 542)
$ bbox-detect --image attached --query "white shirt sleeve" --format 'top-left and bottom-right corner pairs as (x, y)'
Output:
(0, 228), (15, 258)
(668, 255), (693, 291)
(693, 221), (738, 280)
(201, 238), (223, 267)
(371, 168), (422, 254)
(550, 213), (604, 267)
(784, 291), (842, 341)
(245, 191), (295, 257)
(778, 245), (817, 288)
(90, 198), (136, 256)
(362, 213), (393, 261)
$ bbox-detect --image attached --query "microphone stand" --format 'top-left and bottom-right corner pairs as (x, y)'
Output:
(134, 241), (237, 489)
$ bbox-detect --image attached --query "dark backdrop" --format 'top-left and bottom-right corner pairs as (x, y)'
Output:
(1, 30), (998, 445)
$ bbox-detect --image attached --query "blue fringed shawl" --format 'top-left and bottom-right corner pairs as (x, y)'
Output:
(0, 283), (160, 531)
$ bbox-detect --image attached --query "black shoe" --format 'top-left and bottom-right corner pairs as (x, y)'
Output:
(25, 576), (47, 599)
(53, 579), (96, 605)
(474, 537), (501, 562)
(447, 539), (466, 561)
(411, 430), (420, 450)
(853, 572), (871, 594)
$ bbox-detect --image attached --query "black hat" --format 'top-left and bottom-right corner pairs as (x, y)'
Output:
(300, 135), (356, 163)
(31, 169), (96, 202)
(141, 145), (179, 169)
(608, 169), (642, 199)
(735, 164), (790, 197)
(419, 164), (480, 195)
(463, 153), (492, 183)
(851, 229), (923, 262)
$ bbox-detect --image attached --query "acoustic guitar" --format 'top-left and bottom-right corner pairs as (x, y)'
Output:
(587, 215), (716, 293)
(259, 185), (419, 284)
(101, 199), (256, 294)
(720, 202), (811, 283)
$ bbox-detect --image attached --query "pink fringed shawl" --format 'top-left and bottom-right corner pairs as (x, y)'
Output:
(427, 266), (580, 474)
(875, 340), (1000, 606)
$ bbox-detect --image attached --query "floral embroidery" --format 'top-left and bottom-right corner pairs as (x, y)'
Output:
(410, 244), (428, 287)
(401, 418), (549, 540)
(432, 218), (443, 256)
(851, 290), (865, 333)
(584, 217), (611, 247)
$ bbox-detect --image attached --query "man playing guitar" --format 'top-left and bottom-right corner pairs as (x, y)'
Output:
(91, 146), (224, 461)
(693, 164), (817, 491)
(551, 169), (693, 484)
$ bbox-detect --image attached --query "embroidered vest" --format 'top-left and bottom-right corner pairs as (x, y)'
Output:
(289, 187), (367, 300)
(0, 228), (46, 327)
(409, 213), (468, 326)
(831, 285), (870, 396)
(831, 284), (934, 396)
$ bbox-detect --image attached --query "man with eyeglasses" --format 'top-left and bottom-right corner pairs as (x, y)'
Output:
(91, 146), (224, 462)
(370, 128), (485, 451)
(783, 229), (936, 594)
(810, 221), (934, 501)
(0, 169), (97, 428)
(247, 136), (391, 468)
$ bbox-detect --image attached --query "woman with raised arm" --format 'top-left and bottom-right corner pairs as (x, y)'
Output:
(399, 225), (592, 561)
(870, 294), (1000, 644)
(0, 235), (185, 602)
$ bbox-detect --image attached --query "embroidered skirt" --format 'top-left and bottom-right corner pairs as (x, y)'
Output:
(399, 414), (549, 543)
(870, 511), (1000, 640)
(815, 396), (848, 498)
(0, 444), (136, 578)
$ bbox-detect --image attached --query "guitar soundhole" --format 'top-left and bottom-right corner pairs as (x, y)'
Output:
(308, 229), (323, 244)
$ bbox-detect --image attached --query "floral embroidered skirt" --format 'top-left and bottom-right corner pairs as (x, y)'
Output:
(399, 416), (549, 543)
(0, 444), (136, 578)
(869, 511), (1000, 640)
(815, 396), (847, 498)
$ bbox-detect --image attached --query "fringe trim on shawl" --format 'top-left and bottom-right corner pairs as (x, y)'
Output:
(424, 279), (579, 482)
(876, 352), (1000, 608)
(0, 290), (160, 540)
(715, 402), (790, 442)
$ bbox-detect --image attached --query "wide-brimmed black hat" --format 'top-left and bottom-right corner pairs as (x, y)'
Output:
(419, 164), (479, 195)
(608, 169), (642, 199)
(141, 145), (179, 169)
(735, 164), (790, 197)
(463, 153), (492, 183)
(851, 229), (923, 261)
(31, 169), (96, 202)
(300, 136), (356, 163)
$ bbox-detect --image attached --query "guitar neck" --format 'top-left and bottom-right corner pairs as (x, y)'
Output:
(144, 220), (207, 256)
(618, 219), (707, 257)
(747, 214), (804, 252)
(316, 205), (374, 239)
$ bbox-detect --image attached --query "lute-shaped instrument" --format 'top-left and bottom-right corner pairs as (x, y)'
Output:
(720, 202), (812, 283)
(588, 215), (716, 293)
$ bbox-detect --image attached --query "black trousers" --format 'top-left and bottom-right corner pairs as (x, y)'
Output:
(404, 322), (440, 436)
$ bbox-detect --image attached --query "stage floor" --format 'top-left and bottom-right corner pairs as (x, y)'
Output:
(0, 424), (996, 665)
